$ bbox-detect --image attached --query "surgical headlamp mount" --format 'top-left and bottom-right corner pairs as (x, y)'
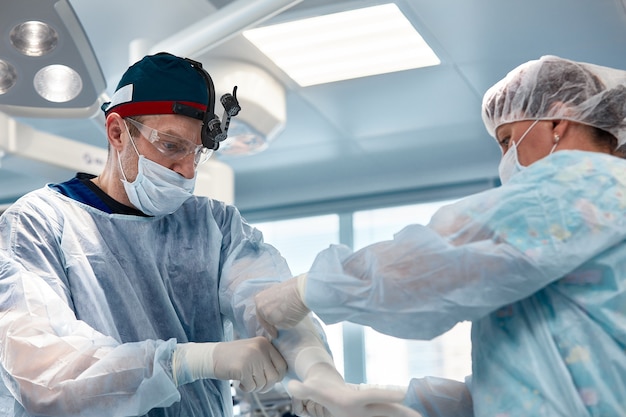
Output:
(174, 58), (241, 151)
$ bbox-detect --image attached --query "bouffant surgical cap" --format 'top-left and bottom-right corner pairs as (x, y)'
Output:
(482, 55), (626, 147)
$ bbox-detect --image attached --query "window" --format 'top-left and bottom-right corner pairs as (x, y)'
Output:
(253, 214), (339, 276)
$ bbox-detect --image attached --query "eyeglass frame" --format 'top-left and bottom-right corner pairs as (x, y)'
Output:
(125, 117), (213, 166)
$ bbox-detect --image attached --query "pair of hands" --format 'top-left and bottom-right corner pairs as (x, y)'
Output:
(173, 336), (286, 392)
(172, 275), (308, 392)
(174, 278), (422, 417)
(255, 279), (422, 417)
(255, 274), (311, 339)
(173, 338), (421, 417)
(172, 275), (311, 391)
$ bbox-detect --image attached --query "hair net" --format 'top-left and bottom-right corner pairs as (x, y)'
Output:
(482, 55), (626, 147)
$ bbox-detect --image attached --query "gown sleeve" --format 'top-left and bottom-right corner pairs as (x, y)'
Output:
(303, 152), (626, 340)
(0, 254), (180, 417)
(404, 376), (474, 417)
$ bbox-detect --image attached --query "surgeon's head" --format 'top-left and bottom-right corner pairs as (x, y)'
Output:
(481, 55), (626, 182)
(102, 52), (212, 175)
(103, 52), (209, 120)
(100, 52), (211, 215)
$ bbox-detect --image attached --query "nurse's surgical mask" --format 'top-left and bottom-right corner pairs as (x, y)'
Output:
(498, 119), (540, 184)
(119, 121), (196, 216)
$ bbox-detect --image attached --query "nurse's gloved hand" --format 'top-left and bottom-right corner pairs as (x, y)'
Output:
(291, 397), (330, 417)
(255, 274), (310, 339)
(288, 363), (422, 417)
(172, 337), (287, 392)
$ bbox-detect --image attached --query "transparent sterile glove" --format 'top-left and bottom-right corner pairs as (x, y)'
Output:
(255, 274), (310, 339)
(172, 337), (287, 392)
(288, 363), (422, 417)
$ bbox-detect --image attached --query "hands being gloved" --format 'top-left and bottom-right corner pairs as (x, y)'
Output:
(255, 274), (310, 339)
(172, 336), (287, 392)
(288, 362), (423, 417)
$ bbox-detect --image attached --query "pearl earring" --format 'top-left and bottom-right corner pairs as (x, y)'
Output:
(549, 134), (561, 154)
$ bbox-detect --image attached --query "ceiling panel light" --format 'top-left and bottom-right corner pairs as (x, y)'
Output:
(243, 3), (440, 87)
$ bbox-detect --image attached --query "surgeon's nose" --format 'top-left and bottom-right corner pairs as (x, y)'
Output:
(171, 153), (196, 179)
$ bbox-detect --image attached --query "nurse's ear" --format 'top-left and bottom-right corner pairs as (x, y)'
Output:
(105, 113), (126, 152)
(551, 119), (571, 142)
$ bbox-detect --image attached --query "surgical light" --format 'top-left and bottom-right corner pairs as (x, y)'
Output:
(207, 60), (286, 156)
(220, 119), (269, 155)
(34, 65), (83, 103)
(9, 21), (59, 57)
(0, 0), (106, 117)
(0, 60), (18, 95)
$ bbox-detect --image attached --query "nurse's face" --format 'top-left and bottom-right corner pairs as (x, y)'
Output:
(495, 120), (555, 166)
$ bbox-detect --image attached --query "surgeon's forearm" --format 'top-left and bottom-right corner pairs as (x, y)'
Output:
(271, 317), (340, 382)
(0, 261), (180, 417)
(1, 327), (179, 416)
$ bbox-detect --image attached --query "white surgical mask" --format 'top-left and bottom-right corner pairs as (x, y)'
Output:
(498, 119), (540, 184)
(119, 122), (196, 216)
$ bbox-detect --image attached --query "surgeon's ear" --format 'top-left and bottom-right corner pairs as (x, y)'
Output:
(105, 113), (125, 151)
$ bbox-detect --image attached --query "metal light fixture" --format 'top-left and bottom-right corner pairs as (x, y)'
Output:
(208, 60), (286, 156)
(0, 0), (106, 117)
(146, 0), (300, 156)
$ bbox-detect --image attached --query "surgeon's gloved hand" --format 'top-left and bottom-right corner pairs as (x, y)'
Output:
(255, 274), (310, 339)
(288, 363), (422, 417)
(172, 337), (287, 392)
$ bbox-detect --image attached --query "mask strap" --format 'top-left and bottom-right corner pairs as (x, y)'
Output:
(117, 150), (129, 182)
(118, 119), (141, 183)
(123, 120), (141, 157)
(549, 133), (560, 154)
(514, 119), (541, 148)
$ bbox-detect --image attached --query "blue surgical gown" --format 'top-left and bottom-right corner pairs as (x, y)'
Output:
(303, 151), (626, 416)
(0, 192), (293, 417)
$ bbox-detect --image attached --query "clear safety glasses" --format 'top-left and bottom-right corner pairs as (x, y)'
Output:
(125, 118), (213, 166)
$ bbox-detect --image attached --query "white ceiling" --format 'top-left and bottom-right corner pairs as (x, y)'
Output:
(2, 0), (626, 218)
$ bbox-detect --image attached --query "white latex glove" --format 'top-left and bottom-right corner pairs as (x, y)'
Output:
(172, 337), (287, 392)
(292, 397), (329, 417)
(255, 274), (310, 339)
(288, 363), (422, 417)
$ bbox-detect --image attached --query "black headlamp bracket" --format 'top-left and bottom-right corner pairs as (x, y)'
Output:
(181, 58), (242, 151)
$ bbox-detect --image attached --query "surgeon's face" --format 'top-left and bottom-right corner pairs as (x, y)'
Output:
(495, 120), (555, 166)
(122, 114), (203, 180)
